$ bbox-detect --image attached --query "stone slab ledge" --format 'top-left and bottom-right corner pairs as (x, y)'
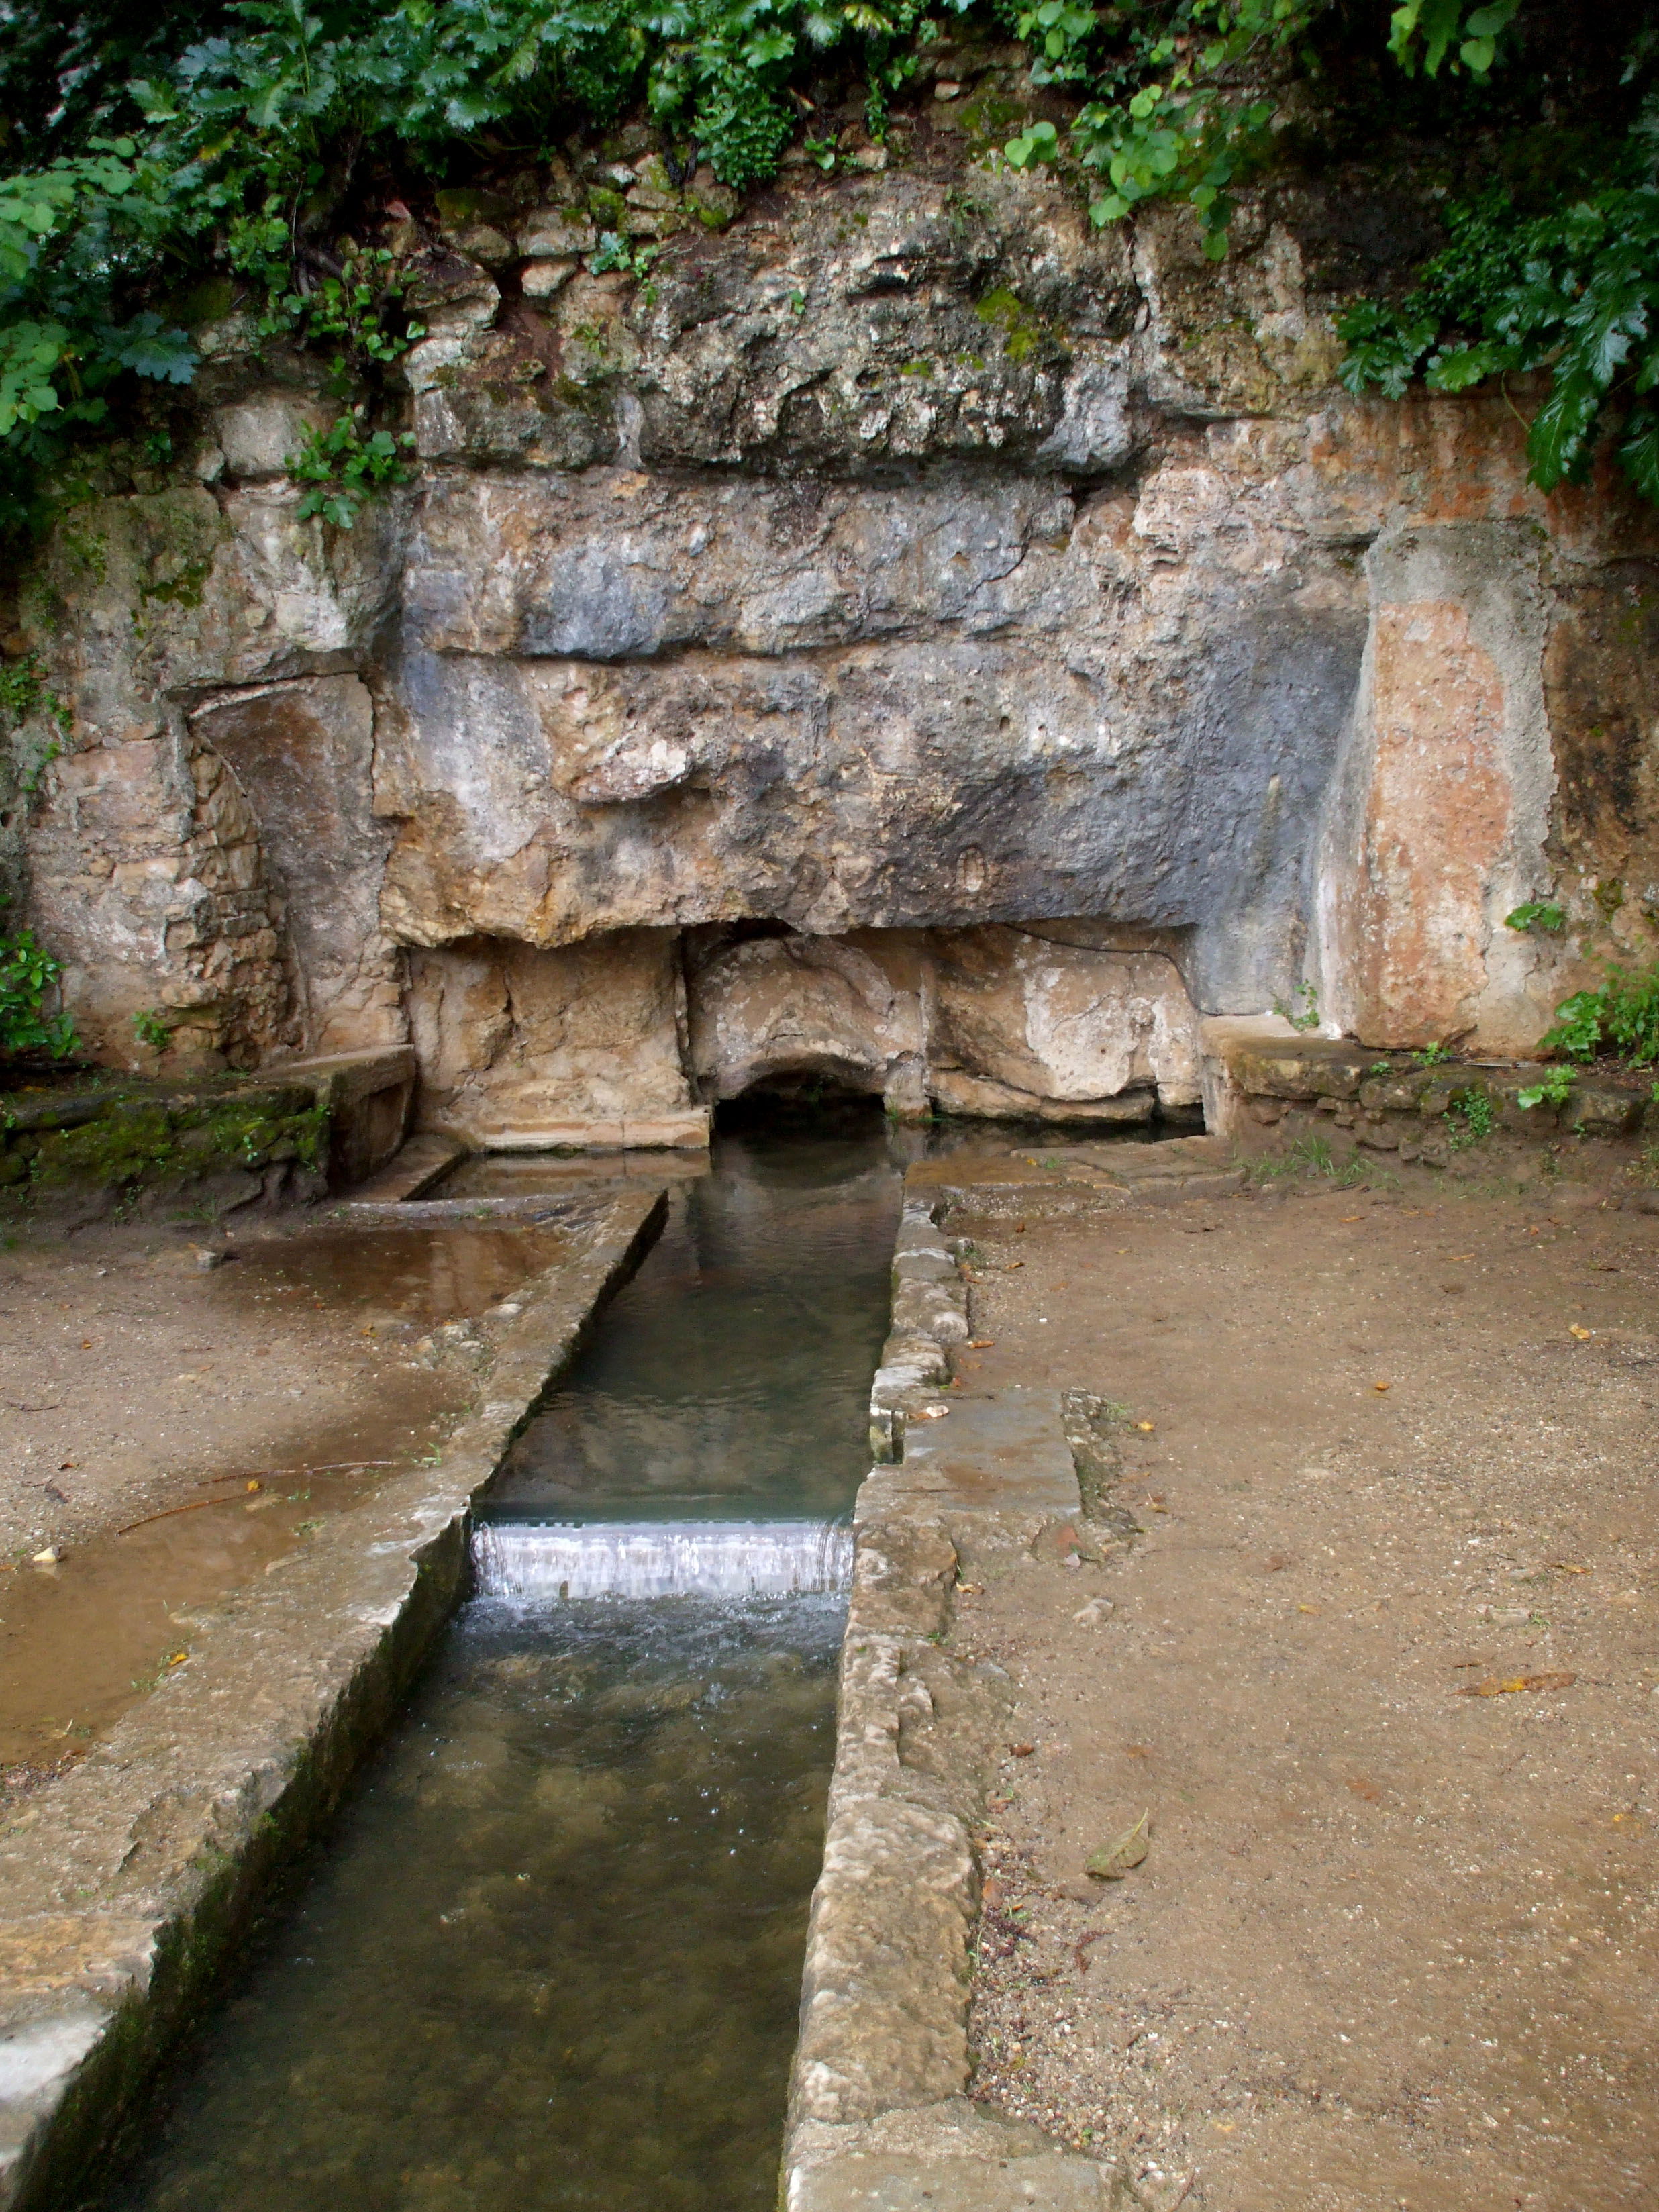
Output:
(788, 1172), (1140, 2211)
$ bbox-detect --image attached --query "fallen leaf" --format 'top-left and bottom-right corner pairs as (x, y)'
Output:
(1136, 1420), (1156, 1432)
(1460, 1672), (1576, 1698)
(1264, 1553), (1291, 1572)
(1005, 1259), (1025, 1270)
(1009, 1741), (1036, 1758)
(1297, 1603), (1321, 1615)
(1123, 1743), (1152, 1759)
(79, 1338), (92, 1350)
(968, 1338), (996, 1349)
(1449, 1253), (1474, 1262)
(1340, 1215), (1362, 1224)
(1346, 1776), (1382, 1803)
(1372, 1380), (1391, 1393)
(1548, 1562), (1589, 1574)
(1570, 1325), (1593, 1340)
(1086, 1810), (1150, 1881)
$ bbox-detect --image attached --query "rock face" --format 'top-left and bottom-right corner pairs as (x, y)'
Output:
(9, 156), (1659, 1135)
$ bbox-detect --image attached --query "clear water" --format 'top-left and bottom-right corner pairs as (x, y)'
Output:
(487, 1123), (902, 1521)
(87, 1125), (899, 2212)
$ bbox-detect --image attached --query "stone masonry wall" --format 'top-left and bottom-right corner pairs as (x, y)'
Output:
(8, 142), (1659, 1128)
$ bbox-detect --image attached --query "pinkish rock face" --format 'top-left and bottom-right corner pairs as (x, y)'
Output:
(1348, 599), (1514, 1046)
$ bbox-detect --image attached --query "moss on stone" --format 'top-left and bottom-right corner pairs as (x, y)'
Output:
(974, 286), (1066, 365)
(11, 1085), (330, 1207)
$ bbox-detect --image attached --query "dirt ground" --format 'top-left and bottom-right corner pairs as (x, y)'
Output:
(0, 1211), (582, 1789)
(950, 1165), (1659, 2211)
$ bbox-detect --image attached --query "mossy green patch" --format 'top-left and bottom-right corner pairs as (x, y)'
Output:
(974, 287), (1066, 365)
(13, 1087), (329, 1206)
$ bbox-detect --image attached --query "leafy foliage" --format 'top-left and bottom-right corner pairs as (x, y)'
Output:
(1540, 962), (1659, 1064)
(0, 928), (77, 1062)
(285, 409), (417, 528)
(1503, 899), (1568, 932)
(1517, 1064), (1574, 1109)
(1340, 107), (1659, 503)
(0, 0), (1656, 541)
(997, 0), (1519, 258)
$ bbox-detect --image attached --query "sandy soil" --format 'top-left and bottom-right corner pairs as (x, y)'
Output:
(949, 1166), (1659, 2211)
(0, 1212), (581, 1787)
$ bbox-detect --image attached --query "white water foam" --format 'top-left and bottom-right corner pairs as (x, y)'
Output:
(472, 1518), (853, 1599)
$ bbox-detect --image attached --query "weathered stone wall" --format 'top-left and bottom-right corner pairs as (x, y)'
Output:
(10, 151), (1659, 1129)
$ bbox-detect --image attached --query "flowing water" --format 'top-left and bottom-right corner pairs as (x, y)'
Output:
(87, 1123), (899, 2212)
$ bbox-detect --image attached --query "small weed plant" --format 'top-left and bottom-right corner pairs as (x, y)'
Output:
(1254, 1131), (1368, 1187)
(1274, 982), (1321, 1034)
(1444, 1085), (1495, 1148)
(0, 926), (75, 1060)
(131, 1007), (172, 1052)
(286, 410), (417, 530)
(1539, 960), (1659, 1065)
(1517, 1066), (1575, 1111)
(1505, 901), (1568, 934)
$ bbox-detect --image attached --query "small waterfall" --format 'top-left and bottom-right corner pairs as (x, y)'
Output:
(472, 1517), (854, 1599)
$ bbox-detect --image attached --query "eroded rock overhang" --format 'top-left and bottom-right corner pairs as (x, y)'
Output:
(13, 170), (1659, 1137)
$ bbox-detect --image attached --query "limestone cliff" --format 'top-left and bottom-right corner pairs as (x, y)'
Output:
(9, 148), (1659, 1144)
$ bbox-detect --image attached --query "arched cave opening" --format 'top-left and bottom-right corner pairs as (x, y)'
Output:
(713, 1062), (887, 1135)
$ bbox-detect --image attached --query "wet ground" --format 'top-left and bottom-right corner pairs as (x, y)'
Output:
(950, 1162), (1659, 2211)
(0, 1218), (582, 1783)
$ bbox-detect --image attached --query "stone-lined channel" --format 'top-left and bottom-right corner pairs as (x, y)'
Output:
(82, 1123), (901, 2212)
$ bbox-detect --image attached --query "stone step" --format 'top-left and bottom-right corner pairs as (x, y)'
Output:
(348, 1131), (464, 1202)
(858, 1385), (1080, 1521)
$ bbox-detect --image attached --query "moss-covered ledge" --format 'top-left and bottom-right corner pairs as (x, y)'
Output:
(0, 1046), (413, 1223)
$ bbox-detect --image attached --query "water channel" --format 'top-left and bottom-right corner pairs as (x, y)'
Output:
(85, 1120), (901, 2212)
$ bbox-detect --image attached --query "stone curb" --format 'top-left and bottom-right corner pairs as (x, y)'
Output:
(784, 1175), (1125, 2212)
(0, 1187), (666, 2212)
